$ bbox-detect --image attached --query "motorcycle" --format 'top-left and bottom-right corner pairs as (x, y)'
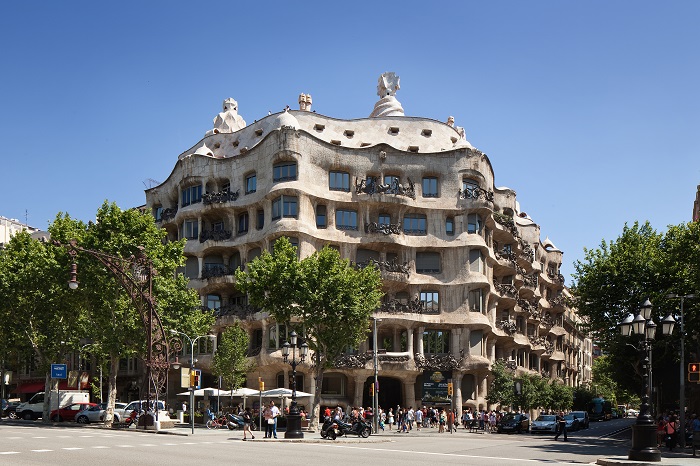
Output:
(320, 416), (339, 440)
(124, 410), (140, 427)
(226, 413), (258, 431)
(336, 417), (371, 438)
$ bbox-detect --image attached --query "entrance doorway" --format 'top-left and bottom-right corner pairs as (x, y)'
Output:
(362, 376), (402, 411)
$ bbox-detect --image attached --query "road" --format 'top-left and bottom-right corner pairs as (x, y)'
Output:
(0, 418), (637, 466)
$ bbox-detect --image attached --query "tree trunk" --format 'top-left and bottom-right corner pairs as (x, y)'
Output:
(42, 374), (53, 423)
(102, 353), (120, 426)
(309, 352), (324, 430)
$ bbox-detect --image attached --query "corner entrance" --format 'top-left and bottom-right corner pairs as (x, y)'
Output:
(362, 376), (402, 411)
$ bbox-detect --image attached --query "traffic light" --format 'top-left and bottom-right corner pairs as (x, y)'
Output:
(189, 369), (201, 389)
(369, 383), (375, 396)
(259, 377), (265, 391)
(688, 363), (700, 382)
(447, 382), (454, 396)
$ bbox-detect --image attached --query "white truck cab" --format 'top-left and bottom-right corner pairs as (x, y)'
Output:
(16, 391), (90, 420)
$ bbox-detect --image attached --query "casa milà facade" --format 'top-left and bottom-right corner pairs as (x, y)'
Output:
(146, 72), (592, 413)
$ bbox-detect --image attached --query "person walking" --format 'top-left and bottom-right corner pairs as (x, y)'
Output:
(554, 411), (567, 441)
(447, 409), (455, 433)
(263, 403), (273, 438)
(414, 407), (423, 431)
(242, 407), (255, 440)
(387, 408), (394, 431)
(269, 401), (281, 439)
(665, 414), (679, 451)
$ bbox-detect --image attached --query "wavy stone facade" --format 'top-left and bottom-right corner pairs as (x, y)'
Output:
(146, 74), (591, 412)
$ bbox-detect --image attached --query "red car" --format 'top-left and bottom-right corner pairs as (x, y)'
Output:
(50, 402), (97, 422)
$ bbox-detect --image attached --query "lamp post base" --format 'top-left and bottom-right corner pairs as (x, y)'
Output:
(284, 413), (304, 439)
(628, 423), (661, 462)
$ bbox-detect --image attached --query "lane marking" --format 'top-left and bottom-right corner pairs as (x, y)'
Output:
(32, 436), (47, 439)
(31, 449), (53, 452)
(0, 452), (20, 455)
(304, 444), (589, 465)
(92, 446), (109, 449)
(116, 445), (134, 448)
(63, 447), (83, 450)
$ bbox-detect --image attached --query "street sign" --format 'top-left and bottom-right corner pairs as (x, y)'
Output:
(51, 364), (67, 379)
(688, 362), (700, 382)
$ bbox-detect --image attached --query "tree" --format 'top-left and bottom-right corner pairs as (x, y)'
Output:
(486, 360), (515, 409)
(235, 238), (383, 427)
(549, 382), (573, 411)
(212, 322), (255, 391)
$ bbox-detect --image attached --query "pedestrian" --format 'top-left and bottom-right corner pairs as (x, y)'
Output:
(665, 414), (679, 451)
(415, 407), (423, 431)
(388, 408), (394, 430)
(447, 409), (455, 433)
(438, 409), (446, 433)
(656, 415), (667, 448)
(554, 411), (567, 441)
(269, 401), (280, 439)
(379, 408), (386, 431)
(263, 403), (273, 438)
(242, 407), (255, 440)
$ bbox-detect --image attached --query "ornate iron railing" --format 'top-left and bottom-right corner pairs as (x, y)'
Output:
(212, 303), (258, 319)
(355, 176), (416, 199)
(355, 258), (410, 277)
(378, 298), (438, 314)
(201, 264), (238, 279)
(202, 189), (240, 205)
(458, 187), (494, 202)
(528, 335), (547, 347)
(414, 352), (462, 370)
(547, 295), (567, 308)
(493, 212), (521, 240)
(523, 273), (538, 288)
(199, 229), (233, 243)
(497, 320), (518, 335)
(495, 282), (518, 299)
(517, 298), (539, 316)
(365, 222), (402, 235)
(333, 353), (372, 368)
(160, 207), (178, 222)
(547, 270), (566, 284)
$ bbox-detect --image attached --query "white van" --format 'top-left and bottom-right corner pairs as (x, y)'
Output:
(16, 391), (90, 420)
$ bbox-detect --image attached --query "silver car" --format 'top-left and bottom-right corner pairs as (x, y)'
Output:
(76, 402), (127, 424)
(530, 414), (557, 433)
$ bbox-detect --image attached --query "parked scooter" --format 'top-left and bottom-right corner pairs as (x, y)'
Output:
(336, 416), (371, 438)
(320, 416), (339, 440)
(227, 412), (259, 431)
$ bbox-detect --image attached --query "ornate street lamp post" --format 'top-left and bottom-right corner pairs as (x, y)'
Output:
(57, 240), (171, 426)
(282, 330), (308, 439)
(372, 317), (381, 434)
(619, 299), (672, 462)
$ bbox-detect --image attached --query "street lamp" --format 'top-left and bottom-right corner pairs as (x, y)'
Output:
(663, 293), (696, 449)
(618, 298), (672, 462)
(282, 330), (308, 439)
(170, 329), (216, 435)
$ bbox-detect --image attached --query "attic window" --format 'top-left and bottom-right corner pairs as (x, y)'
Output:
(450, 136), (458, 143)
(421, 129), (433, 137)
(389, 127), (400, 135)
(408, 145), (419, 153)
(331, 140), (341, 146)
(255, 129), (264, 136)
(344, 130), (354, 138)
(360, 142), (371, 147)
(213, 143), (221, 149)
(314, 124), (325, 132)
(233, 140), (239, 147)
(240, 147), (249, 154)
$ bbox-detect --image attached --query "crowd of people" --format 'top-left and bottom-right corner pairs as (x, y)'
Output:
(656, 411), (700, 451)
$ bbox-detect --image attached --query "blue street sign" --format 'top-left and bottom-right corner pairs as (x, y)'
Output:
(51, 364), (67, 379)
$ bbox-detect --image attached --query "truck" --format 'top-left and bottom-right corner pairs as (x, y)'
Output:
(16, 391), (90, 420)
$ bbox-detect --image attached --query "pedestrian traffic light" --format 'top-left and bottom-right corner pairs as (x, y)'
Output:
(688, 363), (700, 382)
(369, 383), (375, 396)
(447, 382), (453, 396)
(189, 369), (201, 389)
(258, 377), (264, 391)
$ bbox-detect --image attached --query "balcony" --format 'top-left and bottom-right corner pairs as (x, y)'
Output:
(199, 229), (233, 243)
(458, 187), (494, 203)
(378, 298), (439, 315)
(355, 259), (410, 277)
(201, 264), (238, 279)
(211, 303), (258, 319)
(202, 189), (240, 205)
(496, 320), (517, 335)
(159, 207), (178, 223)
(355, 176), (416, 200)
(495, 282), (517, 299)
(364, 222), (402, 235)
(493, 212), (521, 240)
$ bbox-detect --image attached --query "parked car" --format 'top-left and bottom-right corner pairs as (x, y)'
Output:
(75, 402), (128, 424)
(626, 409), (639, 417)
(570, 411), (589, 429)
(50, 402), (97, 422)
(530, 414), (557, 433)
(497, 413), (529, 434)
(563, 413), (580, 431)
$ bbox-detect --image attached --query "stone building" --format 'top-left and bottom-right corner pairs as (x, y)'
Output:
(146, 73), (591, 413)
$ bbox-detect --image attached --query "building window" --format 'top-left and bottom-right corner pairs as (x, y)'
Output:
(469, 249), (483, 273)
(212, 220), (224, 232)
(181, 185), (202, 207)
(467, 213), (482, 234)
(153, 206), (163, 222)
(422, 177), (438, 197)
(403, 214), (427, 235)
(316, 205), (327, 228)
(277, 372), (304, 391)
(356, 248), (380, 264)
(273, 162), (297, 182)
(416, 251), (441, 274)
(222, 182), (230, 193)
(469, 288), (484, 313)
(238, 212), (249, 234)
(384, 174), (400, 187)
(207, 294), (221, 310)
(272, 195), (298, 220)
(268, 323), (289, 349)
(462, 178), (479, 197)
(256, 209), (264, 230)
(335, 209), (358, 230)
(446, 217), (454, 236)
(423, 329), (449, 354)
(245, 173), (257, 194)
(182, 220), (198, 240)
(329, 171), (350, 192)
(321, 373), (347, 396)
(248, 247), (262, 263)
(378, 214), (391, 226)
(420, 291), (439, 312)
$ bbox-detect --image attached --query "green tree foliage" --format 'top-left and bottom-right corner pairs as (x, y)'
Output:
(572, 220), (700, 397)
(235, 238), (383, 427)
(549, 382), (574, 411)
(212, 323), (255, 391)
(486, 360), (514, 408)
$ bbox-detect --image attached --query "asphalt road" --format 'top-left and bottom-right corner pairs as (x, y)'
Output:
(0, 417), (639, 466)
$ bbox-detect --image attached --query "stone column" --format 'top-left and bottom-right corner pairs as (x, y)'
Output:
(197, 256), (204, 279)
(404, 377), (416, 408)
(463, 327), (471, 356)
(354, 376), (365, 408)
(454, 372), (464, 417)
(451, 328), (461, 357)
(479, 374), (488, 406)
(416, 326), (424, 356)
(393, 328), (400, 352)
(489, 337), (496, 361)
(406, 327), (414, 357)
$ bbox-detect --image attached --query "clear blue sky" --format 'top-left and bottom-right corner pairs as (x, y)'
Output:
(2, 1), (698, 284)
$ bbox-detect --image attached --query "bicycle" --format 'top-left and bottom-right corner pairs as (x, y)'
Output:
(206, 415), (226, 430)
